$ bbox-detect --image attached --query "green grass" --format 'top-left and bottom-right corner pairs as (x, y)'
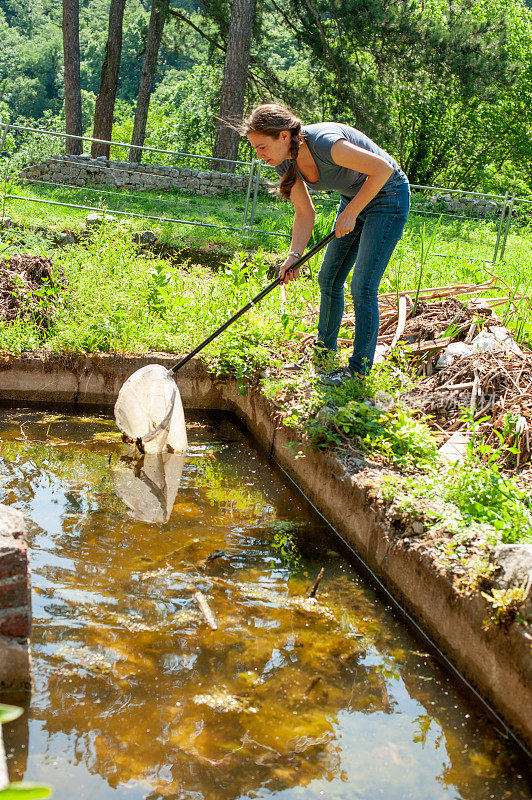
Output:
(0, 183), (531, 548)
(4, 180), (531, 336)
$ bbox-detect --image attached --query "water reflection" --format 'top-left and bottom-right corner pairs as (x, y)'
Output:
(0, 410), (530, 800)
(112, 452), (186, 523)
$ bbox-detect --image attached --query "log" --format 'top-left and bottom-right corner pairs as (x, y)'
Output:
(194, 591), (218, 630)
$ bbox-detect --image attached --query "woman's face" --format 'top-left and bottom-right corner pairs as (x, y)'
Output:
(246, 130), (291, 166)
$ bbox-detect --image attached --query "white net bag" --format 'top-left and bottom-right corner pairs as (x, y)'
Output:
(114, 364), (188, 454)
(112, 452), (186, 523)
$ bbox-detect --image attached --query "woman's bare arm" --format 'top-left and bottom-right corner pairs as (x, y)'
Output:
(331, 140), (394, 237)
(280, 177), (316, 283)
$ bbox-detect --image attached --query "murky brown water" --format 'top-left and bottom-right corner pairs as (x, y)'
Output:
(0, 409), (530, 800)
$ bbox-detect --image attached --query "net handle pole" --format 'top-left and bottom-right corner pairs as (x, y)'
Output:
(169, 231), (335, 375)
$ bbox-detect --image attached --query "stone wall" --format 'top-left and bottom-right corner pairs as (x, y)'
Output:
(0, 504), (31, 690)
(414, 193), (514, 218)
(19, 155), (270, 197)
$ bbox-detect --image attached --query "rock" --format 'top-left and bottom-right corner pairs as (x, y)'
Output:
(493, 544), (532, 621)
(57, 233), (76, 245)
(85, 212), (117, 227)
(471, 326), (523, 357)
(133, 230), (157, 245)
(438, 431), (470, 463)
(0, 216), (13, 229)
(435, 341), (474, 369)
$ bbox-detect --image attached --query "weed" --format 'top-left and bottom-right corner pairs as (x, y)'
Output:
(458, 556), (497, 594)
(481, 586), (527, 629)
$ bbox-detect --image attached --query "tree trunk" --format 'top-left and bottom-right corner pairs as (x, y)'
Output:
(91, 0), (126, 158)
(212, 0), (256, 172)
(62, 0), (83, 155)
(129, 0), (169, 163)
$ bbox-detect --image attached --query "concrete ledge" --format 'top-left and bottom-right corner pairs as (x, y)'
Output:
(0, 351), (531, 753)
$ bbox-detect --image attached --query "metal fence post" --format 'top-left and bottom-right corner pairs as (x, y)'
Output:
(241, 158), (255, 234)
(0, 114), (9, 156)
(492, 192), (509, 264)
(248, 158), (262, 234)
(498, 194), (515, 263)
(0, 114), (11, 220)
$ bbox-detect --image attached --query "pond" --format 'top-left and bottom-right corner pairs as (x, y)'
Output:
(0, 409), (530, 800)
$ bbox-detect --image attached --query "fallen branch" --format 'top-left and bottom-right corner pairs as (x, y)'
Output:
(194, 591), (218, 630)
(309, 568), (325, 598)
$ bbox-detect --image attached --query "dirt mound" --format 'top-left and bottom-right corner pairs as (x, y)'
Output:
(0, 254), (65, 329)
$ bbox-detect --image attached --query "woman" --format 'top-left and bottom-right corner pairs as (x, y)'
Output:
(243, 104), (410, 386)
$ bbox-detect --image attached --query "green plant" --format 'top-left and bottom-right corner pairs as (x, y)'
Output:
(0, 705), (52, 799)
(301, 390), (438, 471)
(146, 262), (174, 317)
(481, 586), (527, 629)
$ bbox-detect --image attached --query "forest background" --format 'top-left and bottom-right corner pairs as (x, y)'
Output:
(2, 0), (532, 195)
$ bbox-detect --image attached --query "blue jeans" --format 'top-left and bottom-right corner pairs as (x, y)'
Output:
(316, 171), (410, 375)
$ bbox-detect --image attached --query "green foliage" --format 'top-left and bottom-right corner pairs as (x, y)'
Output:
(481, 586), (527, 629)
(382, 441), (532, 546)
(111, 65), (220, 163)
(444, 456), (532, 544)
(301, 393), (438, 471)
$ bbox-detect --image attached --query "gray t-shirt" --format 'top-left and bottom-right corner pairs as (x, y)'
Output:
(275, 122), (399, 198)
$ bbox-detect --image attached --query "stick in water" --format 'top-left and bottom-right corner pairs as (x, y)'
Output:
(309, 568), (325, 599)
(194, 591), (218, 630)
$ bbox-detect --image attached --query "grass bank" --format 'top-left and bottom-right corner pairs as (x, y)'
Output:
(0, 194), (531, 563)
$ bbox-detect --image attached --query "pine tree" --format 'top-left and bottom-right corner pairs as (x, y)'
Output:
(211, 0), (257, 170)
(62, 0), (82, 155)
(91, 0), (127, 159)
(129, 0), (170, 163)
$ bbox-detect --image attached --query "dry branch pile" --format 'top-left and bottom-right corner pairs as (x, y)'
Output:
(403, 351), (532, 467)
(0, 254), (63, 329)
(375, 282), (532, 468)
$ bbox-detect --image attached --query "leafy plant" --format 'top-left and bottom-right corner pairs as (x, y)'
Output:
(481, 586), (527, 629)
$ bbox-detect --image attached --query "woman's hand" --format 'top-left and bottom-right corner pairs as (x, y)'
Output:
(335, 206), (358, 237)
(279, 254), (300, 284)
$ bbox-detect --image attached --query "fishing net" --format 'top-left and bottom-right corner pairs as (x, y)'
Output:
(112, 452), (186, 524)
(114, 364), (188, 454)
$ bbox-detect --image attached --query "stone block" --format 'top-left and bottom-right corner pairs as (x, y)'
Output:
(493, 544), (532, 621)
(86, 212), (117, 227)
(133, 230), (157, 245)
(0, 504), (31, 651)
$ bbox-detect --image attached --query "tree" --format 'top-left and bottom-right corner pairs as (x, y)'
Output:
(91, 0), (126, 158)
(211, 0), (257, 170)
(62, 0), (82, 154)
(129, 0), (170, 163)
(278, 0), (518, 185)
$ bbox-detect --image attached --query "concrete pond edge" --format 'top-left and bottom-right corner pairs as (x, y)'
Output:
(0, 350), (531, 760)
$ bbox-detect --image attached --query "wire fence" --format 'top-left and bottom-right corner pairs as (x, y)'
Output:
(0, 117), (528, 264)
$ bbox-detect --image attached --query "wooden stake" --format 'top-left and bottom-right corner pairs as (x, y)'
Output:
(194, 591), (218, 630)
(309, 568), (325, 599)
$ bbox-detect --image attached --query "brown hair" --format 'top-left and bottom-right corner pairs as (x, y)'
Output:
(241, 104), (304, 200)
